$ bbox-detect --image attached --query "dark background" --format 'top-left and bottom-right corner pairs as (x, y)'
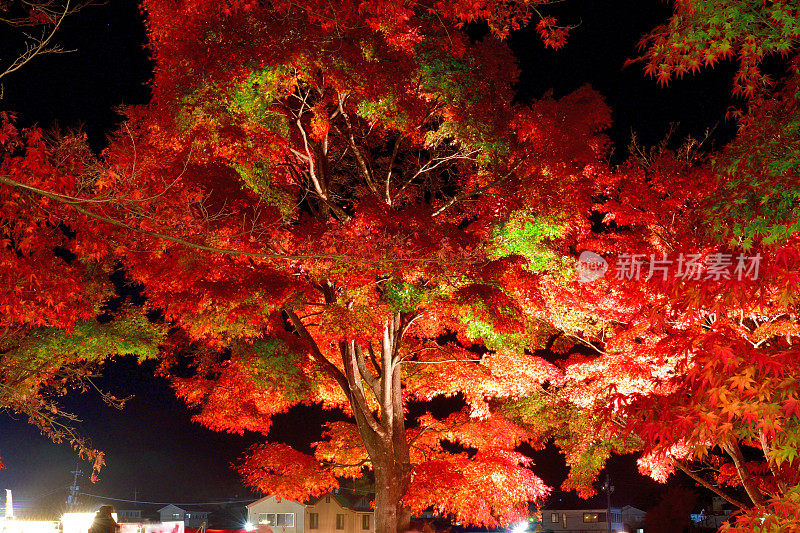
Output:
(0, 0), (737, 521)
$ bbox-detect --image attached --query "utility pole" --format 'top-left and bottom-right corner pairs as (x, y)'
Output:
(601, 474), (614, 533)
(66, 466), (82, 510)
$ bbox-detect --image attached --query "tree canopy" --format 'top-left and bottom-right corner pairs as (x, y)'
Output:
(1, 0), (799, 532)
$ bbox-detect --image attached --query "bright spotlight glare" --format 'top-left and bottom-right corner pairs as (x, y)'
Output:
(244, 522), (256, 531)
(511, 522), (527, 533)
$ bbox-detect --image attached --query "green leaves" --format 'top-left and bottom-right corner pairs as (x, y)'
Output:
(491, 213), (567, 274)
(709, 79), (800, 246)
(5, 313), (165, 367)
(230, 68), (292, 134)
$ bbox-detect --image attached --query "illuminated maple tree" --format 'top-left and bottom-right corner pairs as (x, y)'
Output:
(504, 65), (800, 533)
(3, 1), (798, 531)
(0, 0), (607, 530)
(480, 5), (800, 531)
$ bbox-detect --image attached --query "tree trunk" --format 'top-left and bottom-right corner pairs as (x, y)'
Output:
(338, 316), (413, 533)
(373, 455), (412, 533)
(292, 303), (413, 533)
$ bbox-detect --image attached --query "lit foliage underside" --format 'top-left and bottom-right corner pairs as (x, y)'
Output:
(71, 0), (607, 528)
(1, 0), (800, 530)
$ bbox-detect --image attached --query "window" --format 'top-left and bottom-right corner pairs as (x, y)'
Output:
(550, 513), (559, 523)
(582, 512), (607, 523)
(259, 514), (294, 527)
(309, 514), (319, 530)
(172, 514), (181, 520)
(362, 515), (370, 530)
(277, 514), (295, 527)
(336, 514), (345, 530)
(326, 496), (331, 503)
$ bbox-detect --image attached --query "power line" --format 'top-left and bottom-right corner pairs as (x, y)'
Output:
(77, 493), (256, 506)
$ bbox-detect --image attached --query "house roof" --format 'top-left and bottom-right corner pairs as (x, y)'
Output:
(246, 495), (306, 508)
(311, 493), (371, 512)
(543, 503), (644, 514)
(621, 505), (646, 514)
(246, 496), (275, 508)
(544, 507), (622, 513)
(158, 505), (186, 513)
(247, 492), (373, 512)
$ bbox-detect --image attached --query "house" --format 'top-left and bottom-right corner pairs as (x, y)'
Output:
(158, 505), (211, 528)
(541, 505), (646, 533)
(247, 495), (306, 533)
(118, 510), (144, 523)
(305, 493), (374, 533)
(246, 492), (374, 533)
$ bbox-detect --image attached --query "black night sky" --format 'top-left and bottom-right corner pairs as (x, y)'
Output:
(0, 0), (740, 521)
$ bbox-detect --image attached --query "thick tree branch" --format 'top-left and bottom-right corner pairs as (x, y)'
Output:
(354, 342), (380, 401)
(336, 92), (379, 197)
(341, 340), (386, 439)
(758, 430), (789, 494)
(367, 343), (382, 379)
(723, 439), (767, 507)
(381, 318), (394, 427)
(674, 460), (750, 509)
(384, 133), (403, 205)
(284, 308), (349, 395)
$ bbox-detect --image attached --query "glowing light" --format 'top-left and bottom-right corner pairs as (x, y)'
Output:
(244, 523), (256, 531)
(6, 490), (13, 519)
(511, 522), (527, 533)
(62, 512), (107, 533)
(0, 520), (59, 533)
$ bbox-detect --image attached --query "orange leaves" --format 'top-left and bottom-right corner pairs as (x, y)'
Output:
(239, 443), (339, 501)
(412, 410), (530, 454)
(172, 355), (300, 436)
(483, 349), (563, 397)
(310, 104), (330, 142)
(535, 16), (569, 50)
(402, 449), (548, 527)
(312, 422), (370, 477)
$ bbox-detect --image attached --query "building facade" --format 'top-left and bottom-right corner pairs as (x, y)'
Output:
(246, 493), (374, 533)
(157, 505), (210, 528)
(118, 510), (144, 523)
(305, 494), (373, 533)
(247, 495), (307, 533)
(542, 505), (645, 533)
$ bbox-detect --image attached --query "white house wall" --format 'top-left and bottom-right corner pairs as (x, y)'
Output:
(247, 496), (306, 533)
